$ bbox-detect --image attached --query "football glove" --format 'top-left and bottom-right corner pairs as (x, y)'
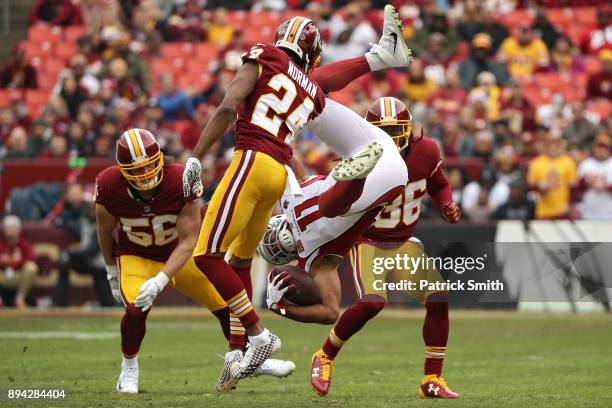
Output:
(266, 270), (295, 316)
(442, 202), (461, 224)
(106, 264), (122, 304)
(182, 157), (203, 199)
(134, 272), (169, 312)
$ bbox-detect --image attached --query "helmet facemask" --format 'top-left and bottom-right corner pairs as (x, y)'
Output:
(258, 215), (298, 265)
(119, 150), (164, 191)
(371, 120), (413, 152)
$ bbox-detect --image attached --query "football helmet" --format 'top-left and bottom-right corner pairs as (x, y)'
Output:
(116, 128), (164, 191)
(274, 17), (322, 73)
(365, 97), (413, 151)
(258, 215), (297, 265)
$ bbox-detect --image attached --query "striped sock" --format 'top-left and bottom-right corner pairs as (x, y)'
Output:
(322, 329), (345, 359)
(229, 312), (247, 350)
(424, 346), (446, 376)
(227, 289), (259, 330)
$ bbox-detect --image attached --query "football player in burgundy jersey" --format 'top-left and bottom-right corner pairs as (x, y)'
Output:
(178, 5), (414, 391)
(95, 129), (294, 394)
(314, 97), (461, 399)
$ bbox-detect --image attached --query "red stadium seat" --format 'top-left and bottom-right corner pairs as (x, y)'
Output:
(24, 40), (54, 59)
(38, 72), (57, 91)
(25, 90), (50, 114)
(54, 42), (78, 62)
(28, 24), (62, 42)
(64, 26), (88, 42)
(0, 89), (24, 106)
(160, 43), (196, 59)
(195, 43), (219, 59)
(584, 56), (602, 74)
(574, 7), (597, 28)
(151, 59), (184, 77)
(501, 9), (534, 29)
(228, 11), (247, 27)
(546, 8), (572, 28)
(250, 11), (281, 28)
(43, 58), (66, 75)
(587, 100), (612, 120)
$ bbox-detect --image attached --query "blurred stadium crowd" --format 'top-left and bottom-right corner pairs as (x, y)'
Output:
(0, 0), (611, 222)
(0, 0), (610, 308)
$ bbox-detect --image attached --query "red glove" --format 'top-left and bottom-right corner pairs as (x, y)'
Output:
(442, 202), (460, 224)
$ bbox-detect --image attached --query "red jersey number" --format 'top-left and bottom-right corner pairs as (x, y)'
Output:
(375, 179), (427, 229)
(120, 215), (178, 247)
(250, 60), (314, 143)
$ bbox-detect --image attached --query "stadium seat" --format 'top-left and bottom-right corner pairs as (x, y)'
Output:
(151, 59), (184, 76)
(28, 24), (62, 42)
(587, 100), (612, 119)
(249, 11), (281, 28)
(54, 42), (78, 62)
(161, 43), (195, 59)
(0, 89), (23, 105)
(38, 73), (57, 91)
(195, 43), (219, 59)
(574, 7), (597, 28)
(228, 11), (247, 27)
(584, 56), (602, 74)
(24, 40), (54, 59)
(25, 90), (50, 115)
(43, 58), (66, 75)
(64, 26), (88, 42)
(501, 9), (534, 29)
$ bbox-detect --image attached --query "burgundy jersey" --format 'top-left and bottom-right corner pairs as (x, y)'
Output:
(365, 137), (442, 242)
(235, 43), (326, 165)
(94, 164), (200, 262)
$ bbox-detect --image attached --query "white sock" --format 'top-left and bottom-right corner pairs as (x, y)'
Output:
(249, 328), (270, 346)
(122, 356), (138, 368)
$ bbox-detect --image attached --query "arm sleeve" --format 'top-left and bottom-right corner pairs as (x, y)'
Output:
(427, 167), (453, 213)
(309, 56), (371, 93)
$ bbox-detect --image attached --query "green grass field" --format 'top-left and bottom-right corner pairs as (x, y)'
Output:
(1, 310), (611, 407)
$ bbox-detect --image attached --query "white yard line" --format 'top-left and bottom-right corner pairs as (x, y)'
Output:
(0, 331), (118, 340)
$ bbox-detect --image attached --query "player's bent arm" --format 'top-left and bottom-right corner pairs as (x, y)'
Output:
(282, 258), (342, 324)
(192, 62), (259, 160)
(289, 154), (310, 183)
(95, 203), (118, 266)
(427, 169), (453, 210)
(159, 201), (201, 279)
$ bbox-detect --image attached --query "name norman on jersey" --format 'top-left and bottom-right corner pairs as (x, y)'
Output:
(236, 43), (326, 166)
(94, 164), (200, 262)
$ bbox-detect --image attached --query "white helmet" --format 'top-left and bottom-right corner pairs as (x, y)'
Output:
(258, 215), (297, 265)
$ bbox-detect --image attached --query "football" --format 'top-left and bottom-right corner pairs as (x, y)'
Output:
(270, 265), (321, 306)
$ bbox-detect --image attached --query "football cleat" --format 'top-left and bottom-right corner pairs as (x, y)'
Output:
(418, 375), (461, 399)
(332, 141), (383, 181)
(365, 5), (413, 70)
(311, 349), (334, 396)
(254, 358), (296, 378)
(116, 363), (139, 394)
(230, 333), (281, 380)
(216, 350), (242, 393)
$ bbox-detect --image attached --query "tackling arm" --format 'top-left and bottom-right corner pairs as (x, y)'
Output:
(427, 167), (460, 223)
(95, 203), (118, 266)
(159, 201), (201, 279)
(192, 62), (259, 160)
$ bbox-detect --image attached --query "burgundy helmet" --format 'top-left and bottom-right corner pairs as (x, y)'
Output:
(274, 16), (322, 73)
(116, 128), (164, 191)
(366, 97), (413, 151)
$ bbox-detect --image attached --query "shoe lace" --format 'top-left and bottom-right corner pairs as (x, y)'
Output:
(436, 376), (450, 390)
(319, 354), (334, 381)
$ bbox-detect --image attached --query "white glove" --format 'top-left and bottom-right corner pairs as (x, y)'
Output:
(134, 272), (169, 312)
(106, 264), (122, 304)
(182, 157), (203, 199)
(266, 270), (295, 315)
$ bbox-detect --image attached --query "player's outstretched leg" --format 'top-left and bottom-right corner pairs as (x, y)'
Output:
(366, 5), (413, 70)
(331, 141), (383, 182)
(311, 296), (386, 396)
(417, 292), (460, 399)
(116, 303), (149, 394)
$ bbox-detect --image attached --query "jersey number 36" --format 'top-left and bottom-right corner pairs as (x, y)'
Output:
(375, 179), (427, 229)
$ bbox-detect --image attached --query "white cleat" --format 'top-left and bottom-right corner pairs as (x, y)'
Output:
(116, 364), (139, 394)
(332, 141), (384, 181)
(254, 359), (296, 378)
(365, 4), (413, 70)
(230, 333), (281, 380)
(216, 350), (242, 393)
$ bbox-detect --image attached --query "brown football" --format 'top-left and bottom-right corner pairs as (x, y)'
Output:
(270, 265), (321, 306)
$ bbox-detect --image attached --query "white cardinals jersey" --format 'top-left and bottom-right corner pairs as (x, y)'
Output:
(281, 174), (363, 271)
